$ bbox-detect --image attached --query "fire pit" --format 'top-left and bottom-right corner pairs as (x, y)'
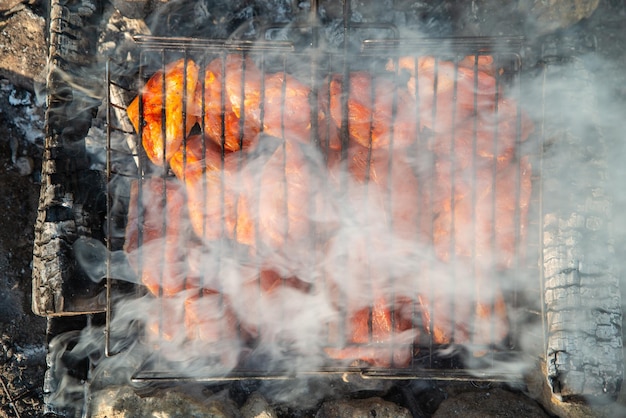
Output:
(31, 0), (624, 416)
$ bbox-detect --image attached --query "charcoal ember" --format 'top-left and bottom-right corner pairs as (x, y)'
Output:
(432, 388), (549, 418)
(519, 0), (600, 35)
(240, 392), (277, 418)
(90, 387), (233, 418)
(315, 396), (411, 418)
(110, 0), (151, 19)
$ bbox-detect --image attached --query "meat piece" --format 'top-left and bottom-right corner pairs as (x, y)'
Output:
(196, 55), (262, 152)
(262, 72), (313, 142)
(457, 55), (497, 76)
(327, 142), (423, 243)
(419, 156), (532, 347)
(169, 134), (254, 245)
(317, 80), (342, 151)
(123, 177), (189, 296)
(325, 294), (415, 367)
(197, 55), (320, 150)
(127, 58), (199, 165)
(244, 136), (323, 250)
(329, 72), (418, 149)
(430, 98), (533, 173)
(390, 56), (497, 134)
(432, 156), (532, 268)
(184, 289), (238, 342)
(231, 267), (314, 341)
(144, 295), (186, 343)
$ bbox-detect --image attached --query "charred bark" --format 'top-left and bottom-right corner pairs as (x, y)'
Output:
(32, 0), (106, 316)
(540, 55), (623, 400)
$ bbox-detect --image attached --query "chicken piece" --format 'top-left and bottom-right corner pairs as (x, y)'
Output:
(390, 56), (497, 134)
(329, 72), (418, 149)
(325, 294), (415, 367)
(262, 72), (313, 142)
(430, 96), (534, 172)
(127, 58), (199, 165)
(457, 55), (497, 76)
(420, 156), (532, 347)
(198, 54), (322, 150)
(432, 156), (532, 268)
(196, 55), (262, 152)
(231, 267), (314, 341)
(169, 134), (254, 245)
(184, 289), (238, 342)
(144, 295), (186, 343)
(317, 80), (342, 151)
(244, 135), (324, 250)
(123, 177), (189, 296)
(327, 142), (422, 244)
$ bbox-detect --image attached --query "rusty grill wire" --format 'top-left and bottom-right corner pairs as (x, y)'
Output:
(104, 33), (541, 382)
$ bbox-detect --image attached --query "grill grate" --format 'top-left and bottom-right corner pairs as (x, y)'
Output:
(105, 31), (541, 383)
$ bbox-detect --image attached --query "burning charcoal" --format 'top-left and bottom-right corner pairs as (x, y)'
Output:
(127, 58), (199, 165)
(316, 397), (411, 418)
(240, 392), (277, 418)
(329, 71), (418, 150)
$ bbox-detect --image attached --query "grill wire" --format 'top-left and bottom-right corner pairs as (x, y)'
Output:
(105, 33), (540, 383)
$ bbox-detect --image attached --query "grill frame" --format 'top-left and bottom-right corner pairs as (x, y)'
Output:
(104, 33), (541, 384)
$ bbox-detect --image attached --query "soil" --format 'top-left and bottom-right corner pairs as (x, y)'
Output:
(1, 1), (626, 417)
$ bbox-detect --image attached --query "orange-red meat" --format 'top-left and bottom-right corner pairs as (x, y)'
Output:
(329, 72), (419, 149)
(197, 55), (320, 150)
(123, 177), (189, 296)
(196, 55), (262, 152)
(169, 134), (254, 245)
(244, 136), (321, 250)
(325, 294), (415, 367)
(184, 289), (238, 342)
(430, 97), (534, 172)
(127, 58), (199, 165)
(418, 156), (532, 347)
(390, 56), (497, 134)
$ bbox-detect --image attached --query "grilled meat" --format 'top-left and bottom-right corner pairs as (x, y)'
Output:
(430, 97), (534, 172)
(390, 56), (497, 134)
(169, 134), (254, 245)
(197, 55), (262, 152)
(124, 177), (190, 296)
(419, 156), (532, 347)
(198, 54), (324, 151)
(325, 294), (415, 367)
(127, 58), (199, 165)
(329, 72), (419, 150)
(244, 135), (323, 250)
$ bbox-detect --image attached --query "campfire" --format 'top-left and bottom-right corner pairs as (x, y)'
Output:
(32, 0), (623, 416)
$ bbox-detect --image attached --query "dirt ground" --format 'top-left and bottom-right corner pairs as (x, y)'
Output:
(1, 1), (626, 417)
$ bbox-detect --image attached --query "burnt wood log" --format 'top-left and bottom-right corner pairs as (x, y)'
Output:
(32, 0), (106, 316)
(540, 55), (623, 400)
